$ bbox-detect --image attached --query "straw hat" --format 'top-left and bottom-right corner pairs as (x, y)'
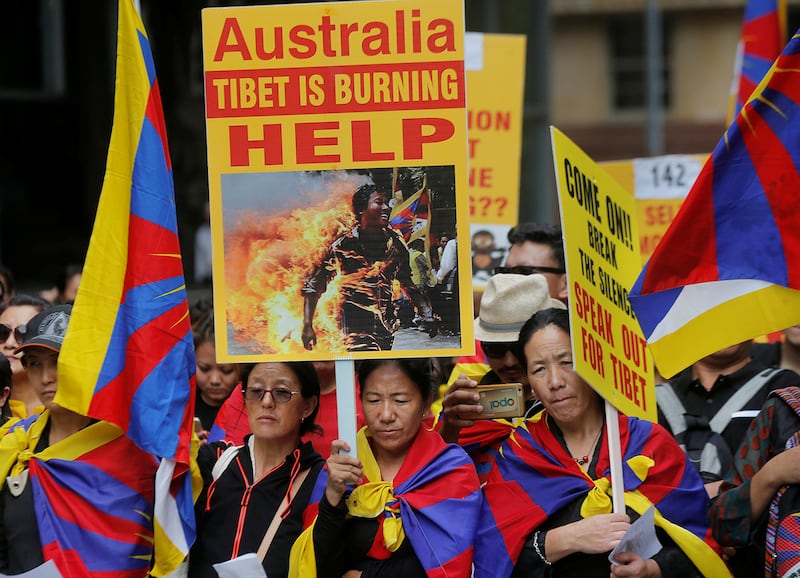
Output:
(474, 274), (566, 342)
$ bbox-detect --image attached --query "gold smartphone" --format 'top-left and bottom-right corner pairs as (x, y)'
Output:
(463, 383), (525, 419)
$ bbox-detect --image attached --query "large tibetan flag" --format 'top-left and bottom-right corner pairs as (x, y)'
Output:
(629, 30), (800, 379)
(56, 0), (198, 574)
(727, 0), (785, 124)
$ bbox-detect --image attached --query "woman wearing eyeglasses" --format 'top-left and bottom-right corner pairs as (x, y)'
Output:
(189, 361), (326, 578)
(289, 358), (482, 578)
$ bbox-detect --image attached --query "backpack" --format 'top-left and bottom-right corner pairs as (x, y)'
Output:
(656, 367), (785, 483)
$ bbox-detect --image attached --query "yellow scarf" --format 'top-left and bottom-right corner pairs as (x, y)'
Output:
(0, 412), (123, 481)
(290, 428), (405, 578)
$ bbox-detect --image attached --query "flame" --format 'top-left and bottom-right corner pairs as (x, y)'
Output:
(224, 172), (368, 354)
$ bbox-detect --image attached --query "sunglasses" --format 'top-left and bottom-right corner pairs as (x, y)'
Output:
(243, 387), (300, 404)
(493, 265), (565, 276)
(481, 341), (520, 359)
(0, 324), (24, 344)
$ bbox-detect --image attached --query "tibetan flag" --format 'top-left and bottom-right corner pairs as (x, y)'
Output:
(727, 0), (786, 124)
(0, 418), (159, 577)
(629, 30), (800, 379)
(56, 0), (198, 574)
(389, 176), (430, 245)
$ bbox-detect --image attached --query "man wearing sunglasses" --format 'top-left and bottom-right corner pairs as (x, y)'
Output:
(493, 222), (567, 305)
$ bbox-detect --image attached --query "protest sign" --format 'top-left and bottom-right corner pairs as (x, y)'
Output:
(201, 0), (472, 362)
(551, 127), (655, 422)
(464, 32), (526, 288)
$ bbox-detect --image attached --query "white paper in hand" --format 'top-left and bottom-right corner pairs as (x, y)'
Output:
(608, 505), (662, 565)
(213, 553), (268, 578)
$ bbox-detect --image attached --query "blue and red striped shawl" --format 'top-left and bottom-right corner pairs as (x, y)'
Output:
(0, 413), (159, 577)
(475, 412), (729, 577)
(291, 425), (481, 577)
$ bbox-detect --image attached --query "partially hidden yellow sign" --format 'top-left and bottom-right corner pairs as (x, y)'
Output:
(551, 127), (655, 421)
(202, 0), (473, 362)
(465, 33), (526, 288)
(601, 155), (704, 264)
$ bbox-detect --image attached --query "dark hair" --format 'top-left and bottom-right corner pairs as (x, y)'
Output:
(56, 264), (83, 300)
(240, 361), (321, 436)
(0, 293), (50, 316)
(507, 222), (565, 270)
(517, 307), (571, 366)
(190, 297), (215, 348)
(356, 358), (437, 402)
(351, 183), (388, 217)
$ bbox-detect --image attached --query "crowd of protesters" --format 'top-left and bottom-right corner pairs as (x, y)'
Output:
(0, 219), (798, 577)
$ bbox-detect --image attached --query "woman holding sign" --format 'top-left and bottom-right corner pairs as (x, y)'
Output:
(474, 307), (729, 578)
(289, 358), (482, 577)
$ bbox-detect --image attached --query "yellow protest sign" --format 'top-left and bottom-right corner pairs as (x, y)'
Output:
(464, 33), (526, 287)
(202, 0), (473, 362)
(551, 127), (655, 421)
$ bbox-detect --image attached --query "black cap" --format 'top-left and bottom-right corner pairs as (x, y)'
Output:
(14, 304), (72, 355)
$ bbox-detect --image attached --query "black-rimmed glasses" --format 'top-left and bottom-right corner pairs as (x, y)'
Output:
(243, 387), (301, 403)
(494, 265), (565, 276)
(0, 324), (23, 344)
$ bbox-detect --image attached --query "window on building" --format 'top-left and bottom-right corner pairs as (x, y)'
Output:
(0, 0), (65, 98)
(608, 13), (671, 112)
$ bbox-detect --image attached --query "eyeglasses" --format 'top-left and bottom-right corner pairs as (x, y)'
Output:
(243, 387), (301, 403)
(0, 324), (24, 344)
(481, 341), (520, 359)
(494, 265), (565, 276)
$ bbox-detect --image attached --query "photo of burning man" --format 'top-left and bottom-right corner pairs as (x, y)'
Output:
(220, 166), (463, 358)
(301, 182), (435, 352)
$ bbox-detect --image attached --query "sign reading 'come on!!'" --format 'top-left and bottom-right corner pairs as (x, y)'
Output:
(551, 127), (655, 422)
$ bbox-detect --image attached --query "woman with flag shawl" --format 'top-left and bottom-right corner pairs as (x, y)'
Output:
(475, 307), (729, 578)
(189, 360), (326, 578)
(289, 358), (482, 578)
(0, 304), (161, 576)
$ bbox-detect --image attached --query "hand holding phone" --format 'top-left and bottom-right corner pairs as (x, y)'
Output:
(461, 383), (525, 420)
